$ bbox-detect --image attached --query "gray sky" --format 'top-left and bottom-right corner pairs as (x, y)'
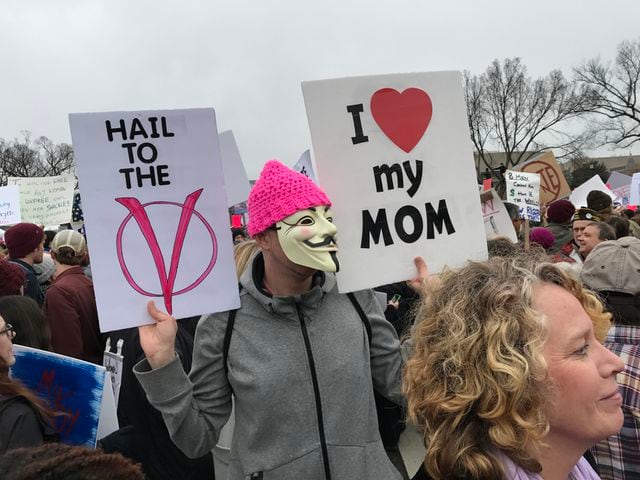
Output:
(2, 0), (639, 178)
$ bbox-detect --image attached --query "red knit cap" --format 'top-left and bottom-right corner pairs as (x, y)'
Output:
(0, 260), (26, 296)
(4, 223), (44, 259)
(247, 160), (332, 237)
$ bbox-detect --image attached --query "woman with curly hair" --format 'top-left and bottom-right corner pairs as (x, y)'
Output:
(404, 257), (624, 480)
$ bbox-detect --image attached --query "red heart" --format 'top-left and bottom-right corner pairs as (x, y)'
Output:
(370, 87), (432, 153)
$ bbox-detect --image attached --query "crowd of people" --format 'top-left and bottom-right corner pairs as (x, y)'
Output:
(0, 161), (638, 480)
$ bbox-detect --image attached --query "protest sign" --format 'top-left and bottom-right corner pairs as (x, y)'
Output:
(506, 170), (541, 221)
(630, 172), (640, 205)
(218, 130), (251, 207)
(569, 175), (616, 208)
(7, 174), (75, 225)
(0, 185), (21, 226)
(11, 345), (118, 447)
(303, 72), (488, 292)
(517, 151), (571, 205)
(69, 109), (240, 332)
(481, 189), (518, 243)
(607, 171), (633, 190)
(293, 150), (318, 184)
(103, 337), (124, 407)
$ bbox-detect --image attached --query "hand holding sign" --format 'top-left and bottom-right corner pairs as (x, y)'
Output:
(139, 301), (177, 369)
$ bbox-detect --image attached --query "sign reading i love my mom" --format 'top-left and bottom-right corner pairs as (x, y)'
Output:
(303, 72), (488, 292)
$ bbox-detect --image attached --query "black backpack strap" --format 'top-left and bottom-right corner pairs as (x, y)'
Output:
(347, 292), (372, 347)
(223, 283), (243, 378)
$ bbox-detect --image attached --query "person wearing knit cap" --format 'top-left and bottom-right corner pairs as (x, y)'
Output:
(545, 199), (575, 254)
(586, 190), (613, 215)
(4, 223), (45, 306)
(0, 260), (26, 297)
(529, 227), (555, 252)
(135, 160), (409, 480)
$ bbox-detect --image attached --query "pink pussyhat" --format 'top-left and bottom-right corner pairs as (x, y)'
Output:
(247, 160), (332, 237)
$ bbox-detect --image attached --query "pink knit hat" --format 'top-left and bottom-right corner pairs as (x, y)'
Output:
(247, 160), (331, 237)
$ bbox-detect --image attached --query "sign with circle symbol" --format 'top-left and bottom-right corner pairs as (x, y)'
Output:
(519, 152), (571, 204)
(115, 189), (217, 315)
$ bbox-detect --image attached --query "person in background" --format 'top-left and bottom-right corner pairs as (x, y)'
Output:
(0, 261), (26, 297)
(44, 230), (104, 364)
(578, 222), (616, 259)
(4, 223), (45, 306)
(504, 202), (523, 239)
(231, 227), (248, 245)
(405, 257), (621, 480)
(0, 314), (56, 454)
(32, 252), (56, 295)
(581, 237), (640, 479)
(529, 227), (555, 253)
(572, 208), (601, 262)
(544, 199), (575, 253)
(605, 216), (630, 239)
(0, 296), (51, 351)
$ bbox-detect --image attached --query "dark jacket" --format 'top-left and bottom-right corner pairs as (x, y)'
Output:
(9, 259), (44, 306)
(0, 394), (55, 454)
(43, 266), (104, 364)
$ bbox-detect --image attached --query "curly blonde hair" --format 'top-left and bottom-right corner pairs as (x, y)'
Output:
(403, 256), (611, 479)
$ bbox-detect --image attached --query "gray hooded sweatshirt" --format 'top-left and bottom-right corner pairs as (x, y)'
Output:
(135, 253), (404, 480)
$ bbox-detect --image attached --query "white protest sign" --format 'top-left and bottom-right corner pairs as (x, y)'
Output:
(481, 189), (518, 243)
(103, 338), (124, 407)
(0, 185), (22, 226)
(630, 172), (640, 205)
(303, 72), (488, 292)
(219, 130), (251, 207)
(7, 174), (75, 225)
(293, 150), (318, 184)
(96, 372), (119, 442)
(506, 170), (541, 221)
(569, 175), (616, 208)
(69, 108), (241, 332)
(607, 171), (632, 190)
(612, 184), (632, 206)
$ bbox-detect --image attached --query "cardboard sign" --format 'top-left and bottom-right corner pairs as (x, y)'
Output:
(7, 174), (75, 225)
(69, 109), (240, 332)
(303, 72), (488, 292)
(0, 185), (21, 226)
(481, 189), (518, 243)
(218, 130), (251, 207)
(517, 151), (570, 204)
(630, 173), (640, 206)
(103, 338), (124, 407)
(10, 345), (118, 447)
(293, 150), (318, 184)
(569, 175), (616, 208)
(506, 170), (541, 221)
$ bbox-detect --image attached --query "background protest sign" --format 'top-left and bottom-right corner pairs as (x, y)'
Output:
(11, 345), (118, 447)
(0, 185), (21, 226)
(631, 172), (640, 205)
(218, 130), (251, 207)
(607, 171), (632, 205)
(303, 72), (488, 292)
(69, 108), (240, 332)
(293, 149), (318, 184)
(569, 175), (616, 208)
(506, 170), (541, 221)
(481, 189), (518, 243)
(7, 174), (75, 225)
(517, 151), (570, 205)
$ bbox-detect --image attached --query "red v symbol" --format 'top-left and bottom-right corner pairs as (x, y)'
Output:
(115, 189), (204, 314)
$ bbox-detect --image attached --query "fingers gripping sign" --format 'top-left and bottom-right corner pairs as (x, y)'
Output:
(406, 256), (440, 295)
(138, 301), (178, 369)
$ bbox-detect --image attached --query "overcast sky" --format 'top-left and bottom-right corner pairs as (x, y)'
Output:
(2, 0), (639, 178)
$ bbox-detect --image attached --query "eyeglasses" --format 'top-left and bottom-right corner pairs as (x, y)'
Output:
(0, 324), (15, 340)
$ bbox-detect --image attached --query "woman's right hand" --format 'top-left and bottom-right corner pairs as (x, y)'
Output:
(138, 301), (178, 369)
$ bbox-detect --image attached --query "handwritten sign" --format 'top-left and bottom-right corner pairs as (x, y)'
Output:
(631, 173), (640, 206)
(481, 189), (518, 243)
(7, 174), (75, 225)
(506, 170), (541, 221)
(0, 185), (21, 226)
(518, 151), (570, 204)
(103, 338), (124, 407)
(10, 345), (116, 447)
(219, 130), (251, 207)
(293, 150), (318, 184)
(303, 72), (488, 292)
(69, 109), (240, 332)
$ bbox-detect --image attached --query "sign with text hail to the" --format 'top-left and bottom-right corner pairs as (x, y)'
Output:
(302, 72), (487, 292)
(69, 109), (239, 332)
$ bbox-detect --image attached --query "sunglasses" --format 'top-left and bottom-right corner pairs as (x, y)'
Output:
(0, 323), (15, 339)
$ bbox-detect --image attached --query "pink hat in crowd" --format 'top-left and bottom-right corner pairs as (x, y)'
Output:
(247, 160), (331, 237)
(529, 227), (555, 250)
